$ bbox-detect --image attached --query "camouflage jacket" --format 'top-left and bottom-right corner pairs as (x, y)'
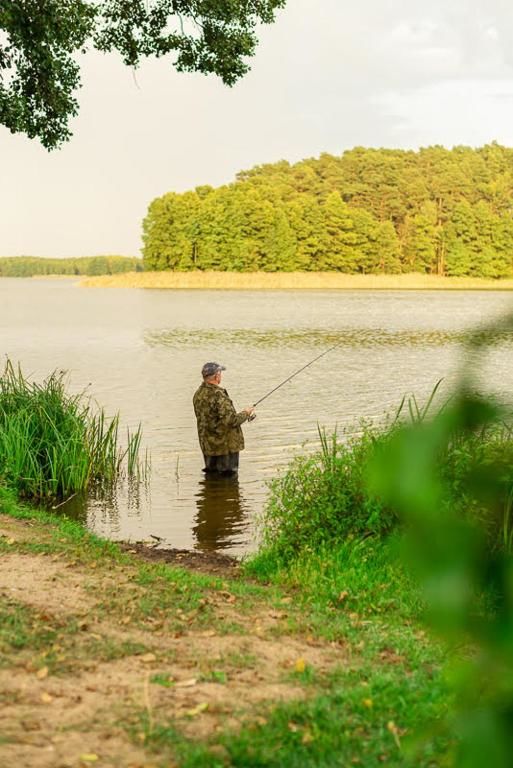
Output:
(193, 382), (249, 456)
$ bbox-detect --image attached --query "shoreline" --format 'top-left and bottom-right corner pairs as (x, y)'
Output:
(79, 270), (513, 291)
(0, 501), (444, 766)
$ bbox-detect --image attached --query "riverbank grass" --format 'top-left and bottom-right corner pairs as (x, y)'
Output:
(0, 492), (448, 767)
(80, 270), (513, 290)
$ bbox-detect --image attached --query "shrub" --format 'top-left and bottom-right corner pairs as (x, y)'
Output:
(259, 424), (397, 562)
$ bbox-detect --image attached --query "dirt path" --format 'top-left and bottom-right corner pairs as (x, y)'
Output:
(0, 514), (347, 768)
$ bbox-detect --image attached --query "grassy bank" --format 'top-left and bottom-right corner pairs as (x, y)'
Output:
(0, 488), (449, 767)
(80, 270), (513, 291)
(244, 381), (513, 767)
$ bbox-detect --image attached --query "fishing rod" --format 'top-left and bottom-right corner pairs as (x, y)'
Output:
(251, 340), (343, 411)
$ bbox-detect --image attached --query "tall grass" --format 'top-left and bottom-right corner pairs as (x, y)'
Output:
(0, 360), (147, 500)
(254, 385), (513, 567)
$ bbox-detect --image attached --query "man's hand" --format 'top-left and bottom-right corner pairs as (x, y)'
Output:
(243, 406), (256, 420)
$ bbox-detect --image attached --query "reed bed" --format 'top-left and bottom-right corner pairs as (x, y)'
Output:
(80, 270), (513, 291)
(0, 360), (147, 500)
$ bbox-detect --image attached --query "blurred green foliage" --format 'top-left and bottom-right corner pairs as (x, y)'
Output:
(367, 314), (513, 768)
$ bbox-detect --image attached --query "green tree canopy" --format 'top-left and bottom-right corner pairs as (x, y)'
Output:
(0, 0), (286, 149)
(142, 143), (513, 278)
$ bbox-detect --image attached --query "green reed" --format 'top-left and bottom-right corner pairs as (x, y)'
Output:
(258, 384), (513, 563)
(0, 360), (147, 500)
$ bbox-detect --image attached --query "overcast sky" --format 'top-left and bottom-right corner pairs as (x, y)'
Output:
(3, 0), (513, 257)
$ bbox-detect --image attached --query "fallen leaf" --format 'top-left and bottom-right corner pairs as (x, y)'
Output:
(36, 667), (49, 680)
(295, 658), (306, 673)
(302, 730), (314, 744)
(6, 538), (15, 545)
(40, 692), (53, 704)
(121, 616), (131, 625)
(80, 754), (99, 763)
(140, 653), (157, 663)
(185, 702), (208, 717)
(337, 590), (349, 603)
(362, 698), (373, 709)
(175, 678), (197, 688)
(280, 597), (292, 605)
(199, 630), (216, 638)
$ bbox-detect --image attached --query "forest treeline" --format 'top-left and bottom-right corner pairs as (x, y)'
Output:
(143, 143), (513, 277)
(0, 255), (142, 277)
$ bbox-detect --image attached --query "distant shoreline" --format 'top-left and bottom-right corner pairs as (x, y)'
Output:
(78, 270), (513, 291)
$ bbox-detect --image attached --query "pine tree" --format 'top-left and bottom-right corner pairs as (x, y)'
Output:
(375, 221), (402, 274)
(402, 205), (438, 273)
(288, 195), (327, 270)
(142, 192), (200, 270)
(262, 209), (297, 271)
(444, 202), (477, 277)
(322, 192), (361, 272)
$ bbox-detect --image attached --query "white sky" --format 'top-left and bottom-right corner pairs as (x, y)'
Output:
(3, 0), (513, 257)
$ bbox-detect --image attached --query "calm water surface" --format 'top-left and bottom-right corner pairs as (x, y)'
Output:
(1, 278), (512, 554)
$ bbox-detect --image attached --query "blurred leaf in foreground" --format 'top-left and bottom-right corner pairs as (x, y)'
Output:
(367, 312), (513, 768)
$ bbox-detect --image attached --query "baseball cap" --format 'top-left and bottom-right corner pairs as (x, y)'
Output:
(201, 362), (226, 378)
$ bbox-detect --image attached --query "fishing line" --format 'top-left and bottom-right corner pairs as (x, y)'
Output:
(252, 340), (343, 410)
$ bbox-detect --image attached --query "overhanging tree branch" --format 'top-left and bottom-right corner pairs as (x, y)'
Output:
(0, 0), (286, 149)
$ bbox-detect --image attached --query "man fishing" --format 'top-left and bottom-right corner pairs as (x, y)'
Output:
(193, 362), (255, 476)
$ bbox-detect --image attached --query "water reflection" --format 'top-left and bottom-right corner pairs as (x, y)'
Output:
(57, 478), (150, 539)
(193, 475), (250, 551)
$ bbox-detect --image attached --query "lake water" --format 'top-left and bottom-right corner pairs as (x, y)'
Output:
(1, 278), (512, 554)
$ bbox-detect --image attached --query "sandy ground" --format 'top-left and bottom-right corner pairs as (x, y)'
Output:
(0, 515), (347, 768)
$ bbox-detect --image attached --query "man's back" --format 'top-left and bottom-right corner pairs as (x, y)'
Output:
(193, 381), (245, 456)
